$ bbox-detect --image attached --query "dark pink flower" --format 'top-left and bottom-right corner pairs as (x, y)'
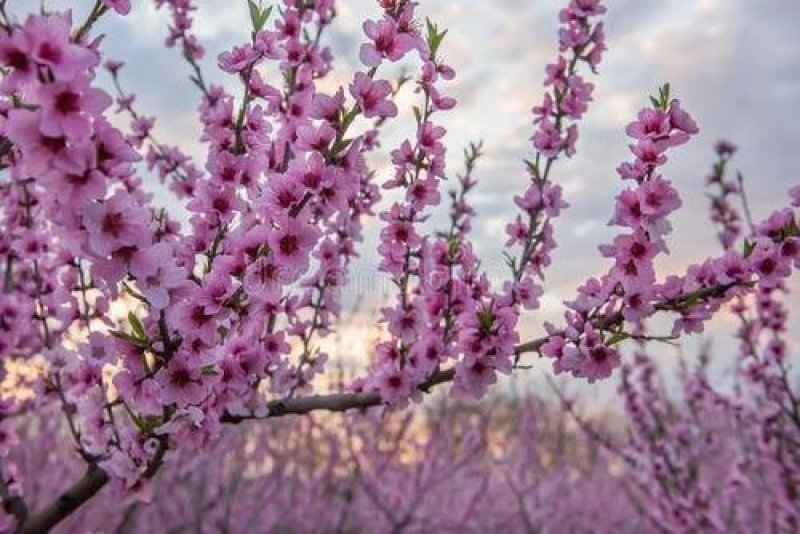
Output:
(32, 75), (112, 139)
(218, 44), (259, 73)
(130, 242), (186, 310)
(359, 18), (417, 67)
(83, 192), (151, 257)
(349, 72), (397, 119)
(25, 12), (96, 81)
(268, 217), (319, 276)
(156, 352), (208, 407)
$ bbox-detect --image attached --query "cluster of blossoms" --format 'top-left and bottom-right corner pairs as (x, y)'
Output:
(505, 0), (605, 287)
(706, 140), (743, 248)
(540, 90), (699, 381)
(351, 3), (453, 404)
(539, 90), (799, 385)
(704, 140), (792, 377)
(361, 0), (610, 403)
(0, 0), (797, 530)
(559, 149), (800, 531)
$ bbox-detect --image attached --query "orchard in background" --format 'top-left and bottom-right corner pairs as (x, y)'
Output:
(0, 0), (798, 531)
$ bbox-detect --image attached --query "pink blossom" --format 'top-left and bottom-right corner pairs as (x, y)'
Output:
(243, 257), (284, 303)
(383, 305), (424, 344)
(375, 366), (414, 407)
(349, 72), (397, 119)
(25, 12), (97, 81)
(4, 109), (72, 175)
(114, 373), (163, 416)
(668, 99), (699, 136)
(261, 173), (305, 214)
(406, 177), (440, 209)
(155, 352), (208, 407)
(101, 0), (131, 15)
(749, 240), (791, 286)
(417, 121), (446, 157)
(532, 119), (562, 158)
(408, 334), (447, 376)
(295, 123), (335, 152)
(359, 17), (417, 67)
(545, 56), (568, 88)
(515, 185), (543, 212)
(507, 277), (544, 310)
(505, 216), (528, 246)
(39, 143), (106, 202)
(130, 243), (186, 310)
(580, 344), (620, 382)
(217, 44), (259, 73)
(196, 272), (237, 315)
(0, 25), (36, 91)
(168, 300), (219, 346)
(82, 192), (151, 257)
(560, 0), (607, 22)
(625, 108), (670, 142)
(311, 88), (345, 122)
(453, 355), (498, 400)
(560, 75), (594, 119)
(268, 217), (320, 276)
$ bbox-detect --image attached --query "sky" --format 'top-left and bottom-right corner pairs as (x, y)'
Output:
(39, 0), (800, 401)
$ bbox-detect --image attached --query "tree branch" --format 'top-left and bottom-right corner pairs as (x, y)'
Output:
(0, 460), (28, 526)
(224, 280), (748, 424)
(221, 369), (457, 423)
(16, 464), (108, 534)
(15, 279), (753, 531)
(16, 434), (168, 532)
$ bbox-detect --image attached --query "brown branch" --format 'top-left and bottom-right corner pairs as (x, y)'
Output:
(221, 369), (457, 423)
(16, 434), (168, 533)
(16, 464), (108, 534)
(0, 460), (27, 526)
(14, 278), (753, 530)
(225, 280), (749, 424)
(73, 1), (110, 43)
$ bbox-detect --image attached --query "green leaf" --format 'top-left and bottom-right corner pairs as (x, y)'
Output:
(425, 18), (436, 45)
(782, 218), (798, 240)
(340, 107), (358, 131)
(248, 0), (261, 29)
(412, 105), (422, 125)
(681, 294), (701, 308)
(110, 329), (148, 348)
(743, 239), (755, 258)
(109, 329), (135, 342)
(248, 1), (273, 32)
(606, 332), (629, 346)
(524, 158), (539, 176)
(424, 17), (447, 59)
(447, 235), (460, 256)
(650, 83), (672, 110)
(121, 281), (147, 303)
(477, 309), (495, 331)
(128, 312), (147, 340)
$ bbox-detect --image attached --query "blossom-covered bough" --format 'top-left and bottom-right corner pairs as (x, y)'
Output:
(551, 142), (800, 531)
(0, 0), (797, 531)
